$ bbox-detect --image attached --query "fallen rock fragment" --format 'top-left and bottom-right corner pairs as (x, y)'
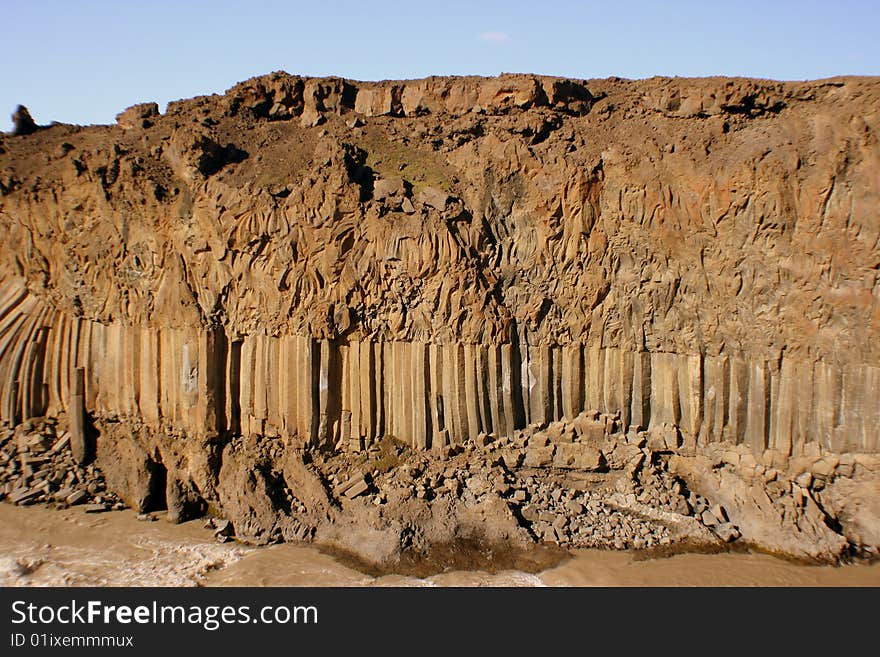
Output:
(416, 186), (449, 210)
(83, 503), (108, 513)
(333, 472), (371, 500)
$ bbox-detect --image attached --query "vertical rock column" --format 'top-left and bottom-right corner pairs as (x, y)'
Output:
(501, 344), (523, 434)
(772, 357), (795, 455)
(180, 332), (200, 434)
(438, 343), (460, 442)
(226, 339), (242, 435)
(527, 344), (553, 426)
(196, 328), (227, 437)
(560, 345), (584, 423)
(69, 367), (89, 464)
(373, 341), (385, 440)
(649, 352), (678, 429)
(251, 335), (268, 433)
(299, 337), (319, 445)
(464, 344), (481, 439)
(343, 339), (377, 449)
(631, 351), (652, 430)
(745, 361), (770, 452)
(359, 339), (376, 446)
(727, 356), (750, 445)
(317, 338), (343, 447)
(678, 354), (703, 448)
(699, 354), (728, 445)
(411, 342), (430, 449)
(585, 346), (604, 413)
(813, 362), (842, 452)
(266, 336), (281, 432)
(429, 343), (447, 448)
(43, 314), (65, 417)
(22, 325), (50, 421)
(845, 364), (880, 453)
(347, 340), (362, 449)
(139, 327), (160, 425)
(602, 347), (621, 426)
(488, 345), (506, 438)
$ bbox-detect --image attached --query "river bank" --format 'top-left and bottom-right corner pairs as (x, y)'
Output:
(2, 504), (878, 587)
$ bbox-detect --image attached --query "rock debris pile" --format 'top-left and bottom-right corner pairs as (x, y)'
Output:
(312, 411), (736, 557)
(0, 419), (124, 513)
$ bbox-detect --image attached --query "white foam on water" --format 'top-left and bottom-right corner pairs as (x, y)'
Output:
(0, 537), (252, 587)
(425, 569), (547, 587)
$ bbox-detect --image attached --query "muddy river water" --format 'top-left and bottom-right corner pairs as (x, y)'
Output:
(1, 504), (878, 587)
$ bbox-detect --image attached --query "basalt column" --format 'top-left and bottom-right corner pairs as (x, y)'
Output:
(0, 299), (879, 457)
(0, 73), (878, 463)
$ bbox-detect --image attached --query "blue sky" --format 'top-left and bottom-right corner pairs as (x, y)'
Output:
(2, 0), (878, 130)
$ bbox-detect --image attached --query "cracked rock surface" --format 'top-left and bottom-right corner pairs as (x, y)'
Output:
(1, 72), (879, 568)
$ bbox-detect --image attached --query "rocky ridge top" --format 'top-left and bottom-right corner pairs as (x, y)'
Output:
(1, 72), (878, 364)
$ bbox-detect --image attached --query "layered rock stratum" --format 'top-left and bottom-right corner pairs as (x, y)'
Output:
(1, 72), (878, 566)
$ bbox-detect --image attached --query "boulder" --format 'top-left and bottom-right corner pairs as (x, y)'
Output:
(300, 108), (325, 127)
(96, 433), (161, 513)
(11, 105), (37, 136)
(571, 415), (605, 444)
(417, 186), (449, 210)
(523, 446), (555, 468)
(116, 102), (160, 129)
(373, 177), (406, 201)
(166, 475), (206, 524)
(552, 443), (604, 471)
(65, 489), (87, 506)
(344, 477), (370, 499)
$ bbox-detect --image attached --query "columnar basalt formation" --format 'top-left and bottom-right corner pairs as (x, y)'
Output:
(1, 72), (879, 563)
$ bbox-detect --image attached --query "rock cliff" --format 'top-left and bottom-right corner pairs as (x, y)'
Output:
(1, 72), (879, 564)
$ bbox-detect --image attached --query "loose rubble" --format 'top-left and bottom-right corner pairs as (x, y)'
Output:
(2, 408), (879, 569)
(315, 410), (734, 554)
(0, 418), (124, 513)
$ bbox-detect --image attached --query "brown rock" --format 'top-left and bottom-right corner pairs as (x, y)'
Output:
(116, 102), (159, 129)
(166, 475), (206, 524)
(523, 446), (555, 468)
(11, 105), (37, 136)
(10, 486), (41, 505)
(300, 108), (324, 127)
(552, 443), (604, 471)
(95, 432), (161, 513)
(343, 478), (370, 499)
(373, 177), (406, 201)
(354, 87), (400, 117)
(416, 186), (449, 210)
(335, 473), (370, 499)
(65, 490), (87, 506)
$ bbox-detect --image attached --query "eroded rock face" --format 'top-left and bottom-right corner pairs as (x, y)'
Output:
(3, 73), (876, 351)
(95, 430), (159, 513)
(1, 72), (879, 563)
(668, 453), (848, 561)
